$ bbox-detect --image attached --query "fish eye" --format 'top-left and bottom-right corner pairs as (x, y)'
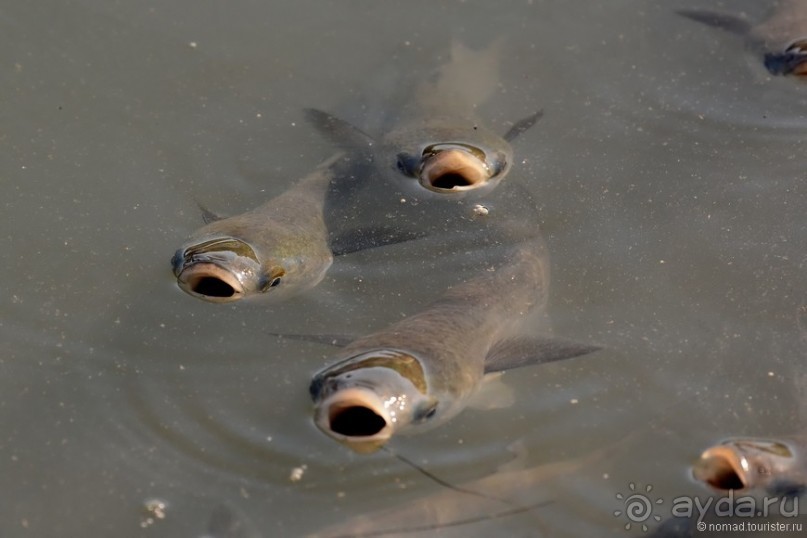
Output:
(491, 152), (508, 176)
(260, 267), (286, 292)
(396, 152), (419, 176)
(415, 402), (438, 422)
(260, 276), (282, 292)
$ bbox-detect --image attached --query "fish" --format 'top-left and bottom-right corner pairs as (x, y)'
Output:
(171, 154), (340, 303)
(692, 436), (807, 497)
(171, 153), (423, 303)
(645, 436), (807, 537)
(309, 468), (556, 538)
(678, 0), (807, 76)
(306, 40), (542, 197)
(309, 42), (548, 282)
(307, 237), (600, 454)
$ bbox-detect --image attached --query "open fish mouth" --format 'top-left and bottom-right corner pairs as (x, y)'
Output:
(692, 445), (750, 491)
(418, 146), (494, 193)
(176, 262), (246, 302)
(315, 387), (393, 454)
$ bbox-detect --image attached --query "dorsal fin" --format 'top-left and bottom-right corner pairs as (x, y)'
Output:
(502, 110), (544, 142)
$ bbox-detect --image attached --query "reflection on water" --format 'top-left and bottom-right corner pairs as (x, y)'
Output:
(1, 0), (806, 536)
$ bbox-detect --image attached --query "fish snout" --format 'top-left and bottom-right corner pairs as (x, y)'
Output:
(419, 148), (493, 193)
(175, 261), (246, 303)
(692, 445), (750, 491)
(314, 387), (394, 454)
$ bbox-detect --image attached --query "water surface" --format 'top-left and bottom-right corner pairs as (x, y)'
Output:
(2, 1), (806, 536)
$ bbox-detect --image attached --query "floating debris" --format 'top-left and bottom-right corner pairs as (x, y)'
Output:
(473, 204), (490, 217)
(140, 498), (168, 528)
(289, 464), (307, 482)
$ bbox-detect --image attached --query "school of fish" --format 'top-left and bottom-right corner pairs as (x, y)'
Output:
(170, 8), (807, 535)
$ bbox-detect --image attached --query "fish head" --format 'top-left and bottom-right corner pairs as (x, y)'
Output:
(692, 438), (798, 492)
(309, 349), (443, 453)
(764, 40), (807, 76)
(383, 123), (513, 197)
(172, 235), (286, 303)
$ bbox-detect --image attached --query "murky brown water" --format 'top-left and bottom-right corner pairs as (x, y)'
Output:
(2, 1), (806, 536)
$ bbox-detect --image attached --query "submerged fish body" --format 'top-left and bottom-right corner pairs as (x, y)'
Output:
(309, 238), (599, 453)
(308, 434), (634, 538)
(307, 40), (541, 198)
(678, 0), (807, 76)
(693, 437), (807, 497)
(308, 460), (567, 538)
(172, 154), (341, 303)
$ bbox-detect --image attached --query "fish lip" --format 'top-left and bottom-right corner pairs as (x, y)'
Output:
(175, 262), (246, 303)
(418, 148), (492, 193)
(693, 445), (750, 491)
(314, 387), (394, 454)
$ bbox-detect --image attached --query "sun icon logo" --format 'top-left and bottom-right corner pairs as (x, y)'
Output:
(613, 482), (664, 532)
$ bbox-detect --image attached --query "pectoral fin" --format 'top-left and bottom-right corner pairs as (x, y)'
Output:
(502, 110), (544, 143)
(329, 227), (427, 257)
(304, 108), (376, 153)
(483, 336), (600, 374)
(676, 9), (753, 36)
